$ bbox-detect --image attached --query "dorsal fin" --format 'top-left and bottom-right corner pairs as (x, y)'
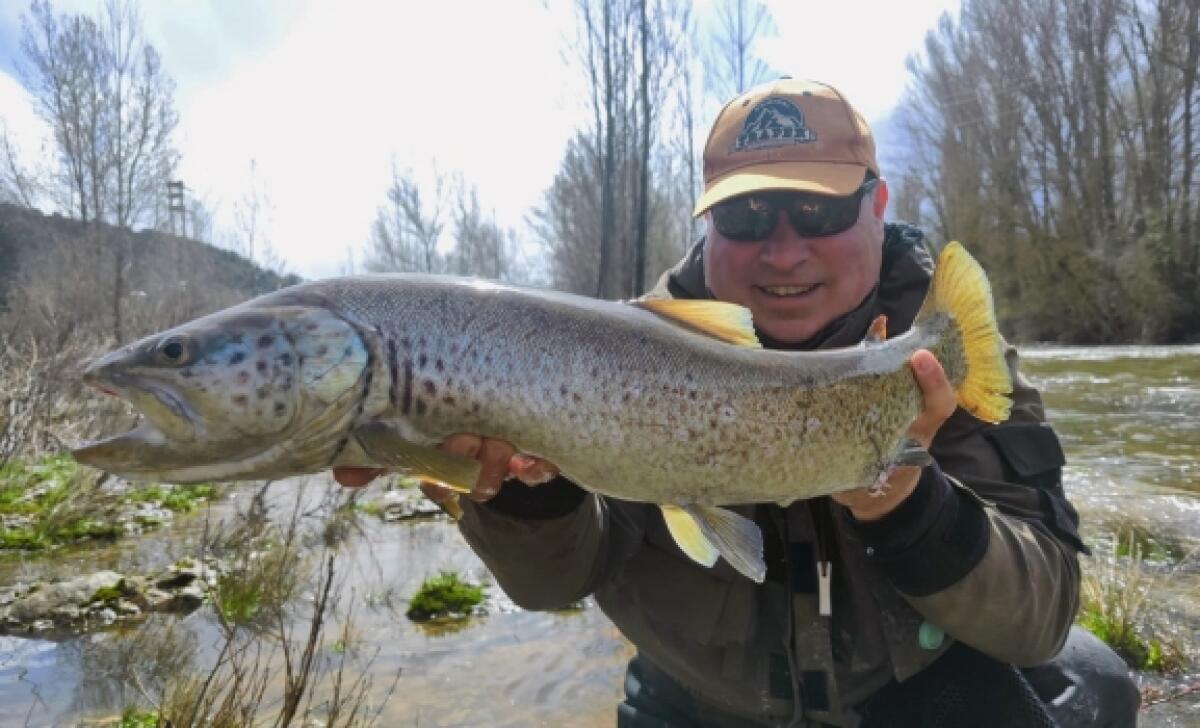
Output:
(865, 314), (888, 344)
(633, 299), (761, 348)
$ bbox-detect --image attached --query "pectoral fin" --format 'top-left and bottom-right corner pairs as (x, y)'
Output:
(353, 422), (480, 493)
(660, 504), (766, 583)
(892, 437), (933, 468)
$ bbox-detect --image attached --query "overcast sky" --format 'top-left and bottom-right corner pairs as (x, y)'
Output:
(0, 0), (960, 280)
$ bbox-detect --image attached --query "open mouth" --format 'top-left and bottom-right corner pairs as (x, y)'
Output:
(83, 377), (197, 447)
(758, 283), (821, 299)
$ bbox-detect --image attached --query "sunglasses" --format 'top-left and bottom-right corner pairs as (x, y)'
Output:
(711, 178), (879, 242)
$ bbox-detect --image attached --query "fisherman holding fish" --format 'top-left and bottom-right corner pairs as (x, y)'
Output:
(335, 79), (1138, 727)
(73, 79), (1139, 726)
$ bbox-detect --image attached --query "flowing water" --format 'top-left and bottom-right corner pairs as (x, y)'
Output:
(0, 345), (1197, 727)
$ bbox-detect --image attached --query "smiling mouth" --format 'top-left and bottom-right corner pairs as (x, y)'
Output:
(758, 283), (820, 298)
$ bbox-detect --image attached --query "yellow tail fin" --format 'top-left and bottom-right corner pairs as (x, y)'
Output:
(917, 242), (1013, 423)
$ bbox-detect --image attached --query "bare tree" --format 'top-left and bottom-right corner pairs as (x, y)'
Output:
(365, 163), (446, 274)
(705, 0), (776, 102)
(19, 0), (178, 229)
(448, 181), (511, 281)
(18, 0), (179, 343)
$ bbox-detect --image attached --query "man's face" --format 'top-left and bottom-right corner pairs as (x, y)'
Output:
(703, 181), (888, 344)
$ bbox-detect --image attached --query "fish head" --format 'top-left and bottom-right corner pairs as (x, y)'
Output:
(73, 304), (369, 482)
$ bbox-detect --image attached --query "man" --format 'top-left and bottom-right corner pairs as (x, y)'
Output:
(337, 79), (1137, 726)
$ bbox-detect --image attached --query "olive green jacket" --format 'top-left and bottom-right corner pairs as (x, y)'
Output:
(457, 225), (1085, 726)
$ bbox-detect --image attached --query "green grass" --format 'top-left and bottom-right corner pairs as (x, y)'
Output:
(214, 572), (264, 625)
(1077, 537), (1190, 673)
(123, 483), (218, 513)
(0, 455), (214, 552)
(355, 500), (385, 517)
(406, 571), (485, 621)
(90, 581), (126, 605)
(116, 707), (159, 728)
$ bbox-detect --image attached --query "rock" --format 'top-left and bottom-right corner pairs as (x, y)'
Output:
(115, 599), (140, 617)
(93, 607), (117, 625)
(169, 583), (206, 612)
(6, 571), (125, 624)
(30, 619), (53, 632)
(379, 489), (442, 521)
(142, 587), (174, 612)
(154, 559), (217, 590)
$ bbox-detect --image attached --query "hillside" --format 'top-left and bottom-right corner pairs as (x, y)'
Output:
(0, 203), (302, 344)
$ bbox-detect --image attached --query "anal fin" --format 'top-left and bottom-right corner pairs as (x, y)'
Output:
(353, 421), (481, 493)
(660, 504), (766, 582)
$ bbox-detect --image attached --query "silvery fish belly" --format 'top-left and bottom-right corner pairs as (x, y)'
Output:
(73, 243), (1012, 582)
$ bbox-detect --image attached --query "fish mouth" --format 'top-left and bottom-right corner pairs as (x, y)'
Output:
(73, 374), (199, 477)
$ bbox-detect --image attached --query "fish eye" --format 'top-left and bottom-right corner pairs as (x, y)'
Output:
(156, 337), (190, 365)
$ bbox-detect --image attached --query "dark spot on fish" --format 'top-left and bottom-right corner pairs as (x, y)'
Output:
(443, 395), (455, 405)
(316, 344), (328, 357)
(622, 392), (631, 404)
(709, 419), (718, 429)
(386, 339), (399, 409)
(418, 336), (427, 347)
(400, 336), (411, 348)
(258, 335), (274, 348)
(424, 381), (436, 395)
(281, 376), (292, 392)
(274, 401), (287, 417)
(401, 359), (413, 415)
(229, 351), (246, 365)
(689, 391), (698, 400)
(305, 322), (319, 331)
(684, 372), (694, 383)
(418, 353), (427, 369)
(344, 346), (352, 357)
(591, 366), (600, 378)
(256, 360), (268, 373)
(416, 399), (427, 416)
(560, 385), (568, 397)
(472, 403), (481, 414)
(228, 333), (244, 345)
(237, 371), (250, 385)
(257, 387), (268, 400)
(484, 354), (493, 365)
(572, 393), (582, 404)
(435, 359), (445, 372)
(647, 396), (657, 407)
(232, 394), (248, 407)
(278, 353), (292, 366)
(181, 369), (193, 379)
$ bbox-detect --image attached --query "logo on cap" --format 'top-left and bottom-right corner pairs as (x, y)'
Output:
(732, 97), (817, 152)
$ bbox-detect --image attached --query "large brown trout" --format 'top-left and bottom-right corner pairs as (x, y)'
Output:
(73, 242), (1011, 581)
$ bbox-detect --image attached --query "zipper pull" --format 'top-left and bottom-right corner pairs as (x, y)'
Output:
(818, 560), (832, 617)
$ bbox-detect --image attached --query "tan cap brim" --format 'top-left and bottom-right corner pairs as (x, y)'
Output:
(692, 162), (869, 217)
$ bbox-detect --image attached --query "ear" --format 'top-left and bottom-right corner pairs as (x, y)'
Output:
(872, 178), (890, 219)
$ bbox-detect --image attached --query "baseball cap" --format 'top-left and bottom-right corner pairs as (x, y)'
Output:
(693, 78), (880, 217)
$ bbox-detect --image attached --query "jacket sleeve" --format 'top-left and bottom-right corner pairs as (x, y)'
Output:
(456, 478), (649, 611)
(847, 344), (1085, 667)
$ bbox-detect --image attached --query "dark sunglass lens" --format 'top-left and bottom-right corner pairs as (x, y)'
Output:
(714, 196), (777, 241)
(786, 191), (862, 237)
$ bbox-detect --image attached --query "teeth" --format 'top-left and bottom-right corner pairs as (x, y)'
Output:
(762, 284), (817, 296)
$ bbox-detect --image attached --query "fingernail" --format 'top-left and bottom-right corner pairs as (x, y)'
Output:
(914, 355), (933, 374)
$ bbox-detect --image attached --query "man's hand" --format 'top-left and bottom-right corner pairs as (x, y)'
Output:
(332, 435), (560, 512)
(831, 349), (957, 522)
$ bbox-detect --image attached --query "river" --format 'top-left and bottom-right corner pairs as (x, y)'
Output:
(1, 344), (1197, 727)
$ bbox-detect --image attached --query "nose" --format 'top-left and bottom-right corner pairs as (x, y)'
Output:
(759, 211), (812, 270)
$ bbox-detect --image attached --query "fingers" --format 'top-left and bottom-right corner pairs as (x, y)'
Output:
(510, 453), (559, 485)
(907, 349), (957, 448)
(333, 467), (385, 488)
(437, 434), (515, 502)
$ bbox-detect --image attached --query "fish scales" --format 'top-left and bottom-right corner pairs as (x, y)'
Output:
(73, 243), (1010, 580)
(270, 276), (946, 506)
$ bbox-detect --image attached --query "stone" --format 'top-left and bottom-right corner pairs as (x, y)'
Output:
(6, 571), (125, 624)
(379, 489), (442, 521)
